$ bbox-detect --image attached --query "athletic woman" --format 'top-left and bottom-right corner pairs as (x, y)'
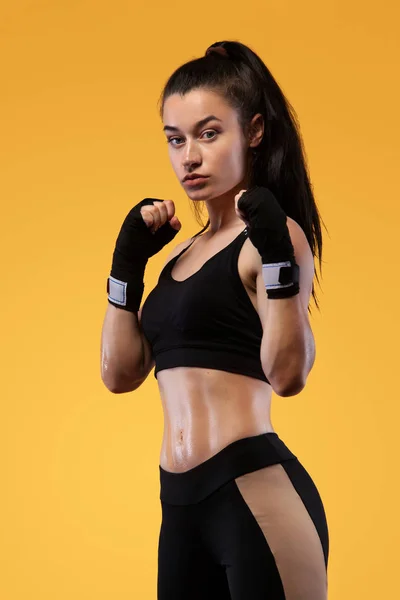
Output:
(101, 40), (329, 599)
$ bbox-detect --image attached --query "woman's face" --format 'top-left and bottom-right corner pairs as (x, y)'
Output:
(162, 89), (252, 201)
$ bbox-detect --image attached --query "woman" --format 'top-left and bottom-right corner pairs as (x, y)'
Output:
(101, 40), (329, 600)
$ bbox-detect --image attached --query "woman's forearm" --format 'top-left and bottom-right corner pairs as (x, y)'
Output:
(101, 303), (149, 393)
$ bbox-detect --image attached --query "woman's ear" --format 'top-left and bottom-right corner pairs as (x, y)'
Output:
(248, 113), (264, 149)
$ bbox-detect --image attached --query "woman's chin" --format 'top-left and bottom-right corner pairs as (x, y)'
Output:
(185, 187), (212, 200)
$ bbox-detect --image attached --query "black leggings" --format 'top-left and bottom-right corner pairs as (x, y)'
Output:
(158, 432), (329, 599)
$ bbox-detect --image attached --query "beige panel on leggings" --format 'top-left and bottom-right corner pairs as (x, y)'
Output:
(234, 463), (328, 600)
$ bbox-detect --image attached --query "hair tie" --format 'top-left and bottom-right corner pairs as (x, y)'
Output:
(205, 45), (229, 58)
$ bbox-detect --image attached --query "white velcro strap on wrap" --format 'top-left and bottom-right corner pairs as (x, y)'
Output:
(108, 276), (127, 306)
(262, 261), (294, 289)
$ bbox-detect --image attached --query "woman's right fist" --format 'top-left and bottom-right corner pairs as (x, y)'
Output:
(108, 198), (181, 312)
(140, 199), (181, 233)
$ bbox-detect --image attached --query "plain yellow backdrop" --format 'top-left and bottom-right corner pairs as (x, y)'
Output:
(1, 1), (399, 598)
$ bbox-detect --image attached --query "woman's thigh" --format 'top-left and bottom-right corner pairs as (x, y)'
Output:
(200, 459), (329, 600)
(157, 502), (231, 600)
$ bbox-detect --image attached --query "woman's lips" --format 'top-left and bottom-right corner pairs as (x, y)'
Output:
(183, 176), (209, 187)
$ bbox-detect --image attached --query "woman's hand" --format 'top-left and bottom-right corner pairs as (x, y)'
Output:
(234, 189), (249, 226)
(235, 186), (290, 262)
(108, 198), (181, 312)
(234, 186), (300, 299)
(140, 199), (181, 234)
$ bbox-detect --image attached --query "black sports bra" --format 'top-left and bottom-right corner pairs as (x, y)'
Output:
(140, 227), (270, 384)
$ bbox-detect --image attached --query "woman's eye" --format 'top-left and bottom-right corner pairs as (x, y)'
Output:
(167, 130), (218, 145)
(167, 137), (181, 145)
(202, 130), (217, 140)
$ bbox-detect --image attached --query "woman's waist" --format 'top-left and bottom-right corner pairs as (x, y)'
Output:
(159, 431), (298, 504)
(160, 423), (276, 473)
(158, 369), (274, 473)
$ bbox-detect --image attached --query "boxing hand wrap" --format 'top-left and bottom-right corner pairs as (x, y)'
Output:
(237, 186), (300, 299)
(108, 198), (179, 312)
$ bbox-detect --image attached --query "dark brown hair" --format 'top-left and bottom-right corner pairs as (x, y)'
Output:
(158, 40), (328, 313)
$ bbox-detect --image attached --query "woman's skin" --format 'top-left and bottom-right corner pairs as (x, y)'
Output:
(133, 89), (312, 473)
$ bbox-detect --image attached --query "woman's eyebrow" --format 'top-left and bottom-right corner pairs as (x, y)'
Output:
(163, 115), (222, 133)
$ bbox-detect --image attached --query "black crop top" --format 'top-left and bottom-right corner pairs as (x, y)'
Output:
(140, 227), (270, 384)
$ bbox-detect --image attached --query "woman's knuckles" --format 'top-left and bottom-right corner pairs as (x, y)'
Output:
(140, 200), (180, 232)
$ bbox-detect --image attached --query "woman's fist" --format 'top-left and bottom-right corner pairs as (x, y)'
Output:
(140, 199), (181, 233)
(234, 189), (249, 226)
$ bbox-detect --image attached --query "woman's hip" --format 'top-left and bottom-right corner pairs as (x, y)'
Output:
(159, 431), (297, 506)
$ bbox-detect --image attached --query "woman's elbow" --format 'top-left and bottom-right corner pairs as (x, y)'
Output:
(101, 374), (140, 394)
(271, 375), (306, 397)
(100, 363), (140, 394)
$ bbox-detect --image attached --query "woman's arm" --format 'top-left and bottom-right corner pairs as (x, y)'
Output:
(100, 304), (154, 393)
(257, 218), (316, 396)
(101, 236), (193, 394)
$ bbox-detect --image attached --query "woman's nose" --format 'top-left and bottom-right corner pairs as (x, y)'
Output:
(183, 141), (201, 166)
(183, 156), (201, 169)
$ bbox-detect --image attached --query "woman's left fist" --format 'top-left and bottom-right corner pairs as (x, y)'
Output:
(234, 189), (249, 225)
(235, 186), (293, 264)
(236, 186), (300, 299)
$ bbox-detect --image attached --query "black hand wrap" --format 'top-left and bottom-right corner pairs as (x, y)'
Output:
(107, 198), (179, 312)
(237, 186), (300, 300)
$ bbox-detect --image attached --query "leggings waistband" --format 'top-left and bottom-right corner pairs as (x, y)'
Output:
(159, 432), (297, 505)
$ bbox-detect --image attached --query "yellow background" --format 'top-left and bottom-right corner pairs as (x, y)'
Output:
(1, 1), (399, 598)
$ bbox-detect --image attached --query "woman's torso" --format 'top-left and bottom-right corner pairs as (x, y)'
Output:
(154, 223), (274, 473)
